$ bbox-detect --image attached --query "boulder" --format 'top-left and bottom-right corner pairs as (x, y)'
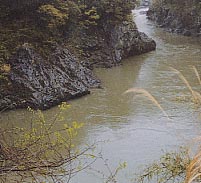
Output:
(0, 45), (100, 110)
(0, 20), (156, 111)
(111, 21), (156, 62)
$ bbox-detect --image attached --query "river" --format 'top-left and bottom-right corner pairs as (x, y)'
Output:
(1, 7), (201, 183)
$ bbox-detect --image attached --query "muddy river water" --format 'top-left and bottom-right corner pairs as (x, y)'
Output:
(1, 7), (201, 183)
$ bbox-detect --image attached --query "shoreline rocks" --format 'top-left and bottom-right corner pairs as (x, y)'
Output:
(111, 21), (156, 62)
(147, 3), (201, 37)
(0, 46), (101, 111)
(72, 20), (156, 68)
(0, 19), (156, 111)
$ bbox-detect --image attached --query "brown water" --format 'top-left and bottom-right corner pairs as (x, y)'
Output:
(1, 8), (201, 183)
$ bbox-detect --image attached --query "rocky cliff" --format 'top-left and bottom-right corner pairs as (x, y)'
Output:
(71, 20), (156, 68)
(147, 1), (201, 37)
(0, 46), (100, 111)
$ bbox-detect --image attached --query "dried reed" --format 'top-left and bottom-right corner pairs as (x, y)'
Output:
(126, 67), (201, 183)
(170, 67), (201, 104)
(170, 66), (201, 183)
(124, 88), (169, 118)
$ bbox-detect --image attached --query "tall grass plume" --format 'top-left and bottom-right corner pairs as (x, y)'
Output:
(170, 67), (201, 104)
(134, 66), (201, 183)
(124, 88), (169, 118)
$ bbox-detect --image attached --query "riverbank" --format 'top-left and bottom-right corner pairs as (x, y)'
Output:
(147, 0), (201, 37)
(0, 1), (156, 111)
(1, 7), (201, 183)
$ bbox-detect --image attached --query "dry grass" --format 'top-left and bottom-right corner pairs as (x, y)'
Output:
(192, 66), (201, 85)
(186, 150), (201, 183)
(170, 67), (201, 104)
(124, 88), (169, 118)
(126, 67), (201, 183)
(165, 67), (201, 183)
(0, 64), (10, 73)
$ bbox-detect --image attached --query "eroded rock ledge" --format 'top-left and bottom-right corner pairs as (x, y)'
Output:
(0, 46), (101, 110)
(111, 21), (156, 63)
(73, 20), (156, 68)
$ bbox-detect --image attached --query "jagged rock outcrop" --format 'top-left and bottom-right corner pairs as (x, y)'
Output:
(71, 20), (156, 68)
(147, 2), (201, 37)
(0, 46), (100, 111)
(111, 21), (156, 62)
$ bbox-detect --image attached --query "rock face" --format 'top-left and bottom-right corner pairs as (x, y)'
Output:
(72, 20), (156, 68)
(147, 3), (201, 37)
(111, 21), (156, 63)
(0, 46), (100, 111)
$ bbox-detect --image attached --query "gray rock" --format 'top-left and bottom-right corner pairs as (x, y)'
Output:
(183, 30), (191, 36)
(77, 20), (156, 68)
(0, 45), (100, 110)
(147, 4), (201, 37)
(111, 21), (156, 62)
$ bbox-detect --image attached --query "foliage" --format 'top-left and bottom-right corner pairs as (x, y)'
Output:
(0, 102), (96, 183)
(0, 0), (138, 85)
(81, 0), (136, 25)
(0, 102), (128, 182)
(104, 160), (127, 183)
(0, 0), (136, 67)
(0, 62), (10, 87)
(38, 4), (69, 30)
(86, 153), (128, 183)
(135, 148), (190, 183)
(82, 7), (100, 26)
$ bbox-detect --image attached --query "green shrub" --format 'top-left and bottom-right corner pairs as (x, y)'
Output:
(38, 4), (69, 31)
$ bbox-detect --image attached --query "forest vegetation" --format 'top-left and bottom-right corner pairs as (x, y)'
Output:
(0, 0), (136, 85)
(0, 0), (135, 66)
